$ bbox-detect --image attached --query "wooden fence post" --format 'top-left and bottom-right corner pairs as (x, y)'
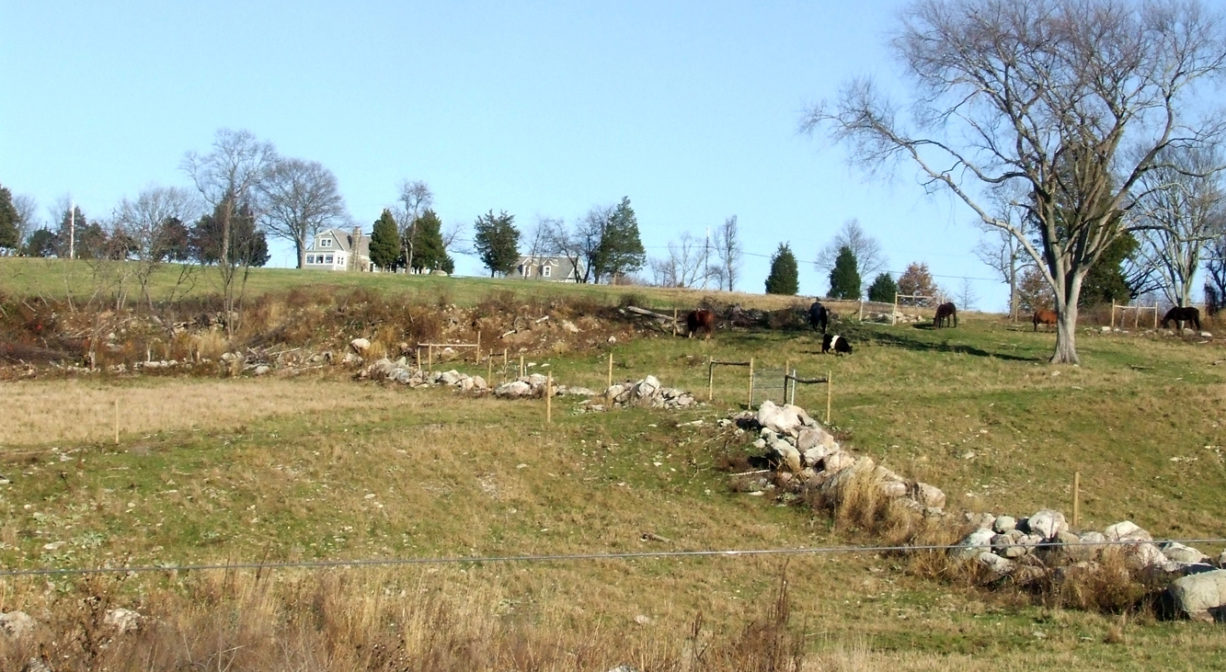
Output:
(1073, 471), (1081, 528)
(546, 373), (553, 424)
(826, 371), (833, 425)
(747, 357), (754, 408)
(707, 356), (714, 401)
(607, 351), (613, 389)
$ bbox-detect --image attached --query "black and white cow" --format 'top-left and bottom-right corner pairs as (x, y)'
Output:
(821, 333), (852, 355)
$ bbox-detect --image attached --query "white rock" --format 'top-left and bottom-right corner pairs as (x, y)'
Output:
(350, 337), (371, 354)
(0, 611), (35, 639)
(1104, 520), (1152, 542)
(993, 515), (1017, 533)
(1168, 569), (1226, 622)
(105, 608), (142, 634)
(1161, 542), (1211, 565)
(1025, 509), (1068, 539)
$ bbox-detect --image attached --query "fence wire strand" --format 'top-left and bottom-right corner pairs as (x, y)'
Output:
(4, 537), (1225, 578)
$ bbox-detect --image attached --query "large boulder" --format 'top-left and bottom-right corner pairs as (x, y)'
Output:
(1167, 570), (1226, 622)
(1104, 520), (1152, 542)
(1024, 509), (1068, 540)
(755, 400), (814, 437)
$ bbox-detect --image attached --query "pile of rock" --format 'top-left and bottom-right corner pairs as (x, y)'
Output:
(955, 511), (1226, 621)
(731, 400), (946, 512)
(733, 399), (1226, 623)
(358, 357), (491, 392)
(356, 358), (699, 411)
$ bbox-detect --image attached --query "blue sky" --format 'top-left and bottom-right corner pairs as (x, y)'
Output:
(2, 0), (1010, 309)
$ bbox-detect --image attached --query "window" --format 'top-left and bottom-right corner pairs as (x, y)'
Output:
(320, 238), (333, 248)
(337, 254), (345, 266)
(306, 255), (315, 264)
(542, 264), (552, 278)
(325, 255), (334, 264)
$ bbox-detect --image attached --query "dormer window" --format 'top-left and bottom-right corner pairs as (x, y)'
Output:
(320, 238), (333, 248)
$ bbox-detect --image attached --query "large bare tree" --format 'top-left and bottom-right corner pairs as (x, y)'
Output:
(112, 186), (200, 309)
(261, 158), (348, 268)
(182, 129), (277, 335)
(711, 215), (742, 291)
(814, 219), (885, 280)
(651, 231), (711, 288)
(1130, 144), (1226, 307)
(805, 0), (1226, 363)
(396, 180), (433, 272)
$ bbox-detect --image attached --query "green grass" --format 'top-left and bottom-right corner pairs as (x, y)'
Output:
(2, 263), (1226, 669)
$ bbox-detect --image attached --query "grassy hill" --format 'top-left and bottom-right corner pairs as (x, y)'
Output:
(1, 258), (1225, 670)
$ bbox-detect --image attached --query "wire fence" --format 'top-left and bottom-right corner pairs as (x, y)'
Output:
(5, 537), (1224, 578)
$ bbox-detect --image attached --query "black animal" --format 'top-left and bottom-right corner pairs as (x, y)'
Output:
(808, 300), (829, 334)
(934, 302), (958, 328)
(821, 333), (852, 355)
(685, 309), (716, 339)
(1161, 306), (1202, 332)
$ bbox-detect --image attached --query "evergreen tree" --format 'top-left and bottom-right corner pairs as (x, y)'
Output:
(411, 209), (452, 273)
(369, 209), (401, 271)
(188, 199), (267, 266)
(473, 209), (520, 276)
(0, 184), (18, 250)
(593, 196), (646, 283)
(867, 272), (898, 302)
(828, 245), (862, 299)
(1079, 233), (1138, 307)
(764, 243), (799, 295)
(24, 228), (58, 257)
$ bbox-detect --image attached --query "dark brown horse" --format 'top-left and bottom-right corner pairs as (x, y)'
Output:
(933, 302), (957, 328)
(685, 309), (716, 339)
(1161, 306), (1202, 331)
(1032, 308), (1057, 331)
(808, 300), (829, 334)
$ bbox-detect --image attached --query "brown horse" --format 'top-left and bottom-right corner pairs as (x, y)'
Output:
(1032, 308), (1057, 331)
(933, 302), (958, 328)
(685, 309), (716, 339)
(1161, 306), (1202, 331)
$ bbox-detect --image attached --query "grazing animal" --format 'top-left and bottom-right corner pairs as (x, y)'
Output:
(1032, 308), (1058, 331)
(808, 300), (829, 334)
(1161, 306), (1202, 332)
(685, 309), (716, 339)
(933, 302), (958, 328)
(821, 333), (852, 355)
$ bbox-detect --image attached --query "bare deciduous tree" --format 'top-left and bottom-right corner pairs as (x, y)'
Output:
(396, 180), (433, 272)
(182, 129), (277, 335)
(13, 193), (39, 250)
(261, 158), (348, 268)
(113, 186), (200, 309)
(805, 0), (1226, 364)
(651, 231), (710, 288)
(815, 219), (885, 279)
(1130, 144), (1226, 307)
(711, 215), (742, 291)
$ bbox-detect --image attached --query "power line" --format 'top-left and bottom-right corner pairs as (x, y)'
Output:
(4, 537), (1223, 578)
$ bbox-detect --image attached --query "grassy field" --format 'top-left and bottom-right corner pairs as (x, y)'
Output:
(1, 259), (1225, 670)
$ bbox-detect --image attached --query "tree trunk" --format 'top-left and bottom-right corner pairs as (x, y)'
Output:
(296, 239), (306, 269)
(1052, 307), (1080, 364)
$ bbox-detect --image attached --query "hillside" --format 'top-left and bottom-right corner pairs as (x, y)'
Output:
(2, 259), (1225, 671)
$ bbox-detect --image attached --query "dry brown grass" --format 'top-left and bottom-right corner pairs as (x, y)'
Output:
(0, 376), (399, 446)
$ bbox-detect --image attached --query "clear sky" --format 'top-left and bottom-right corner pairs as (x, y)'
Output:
(2, 0), (1011, 310)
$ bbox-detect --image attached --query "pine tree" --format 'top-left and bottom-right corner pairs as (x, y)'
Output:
(828, 246), (862, 299)
(867, 272), (898, 302)
(369, 209), (400, 271)
(764, 243), (799, 295)
(593, 196), (646, 283)
(473, 209), (520, 276)
(411, 209), (452, 273)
